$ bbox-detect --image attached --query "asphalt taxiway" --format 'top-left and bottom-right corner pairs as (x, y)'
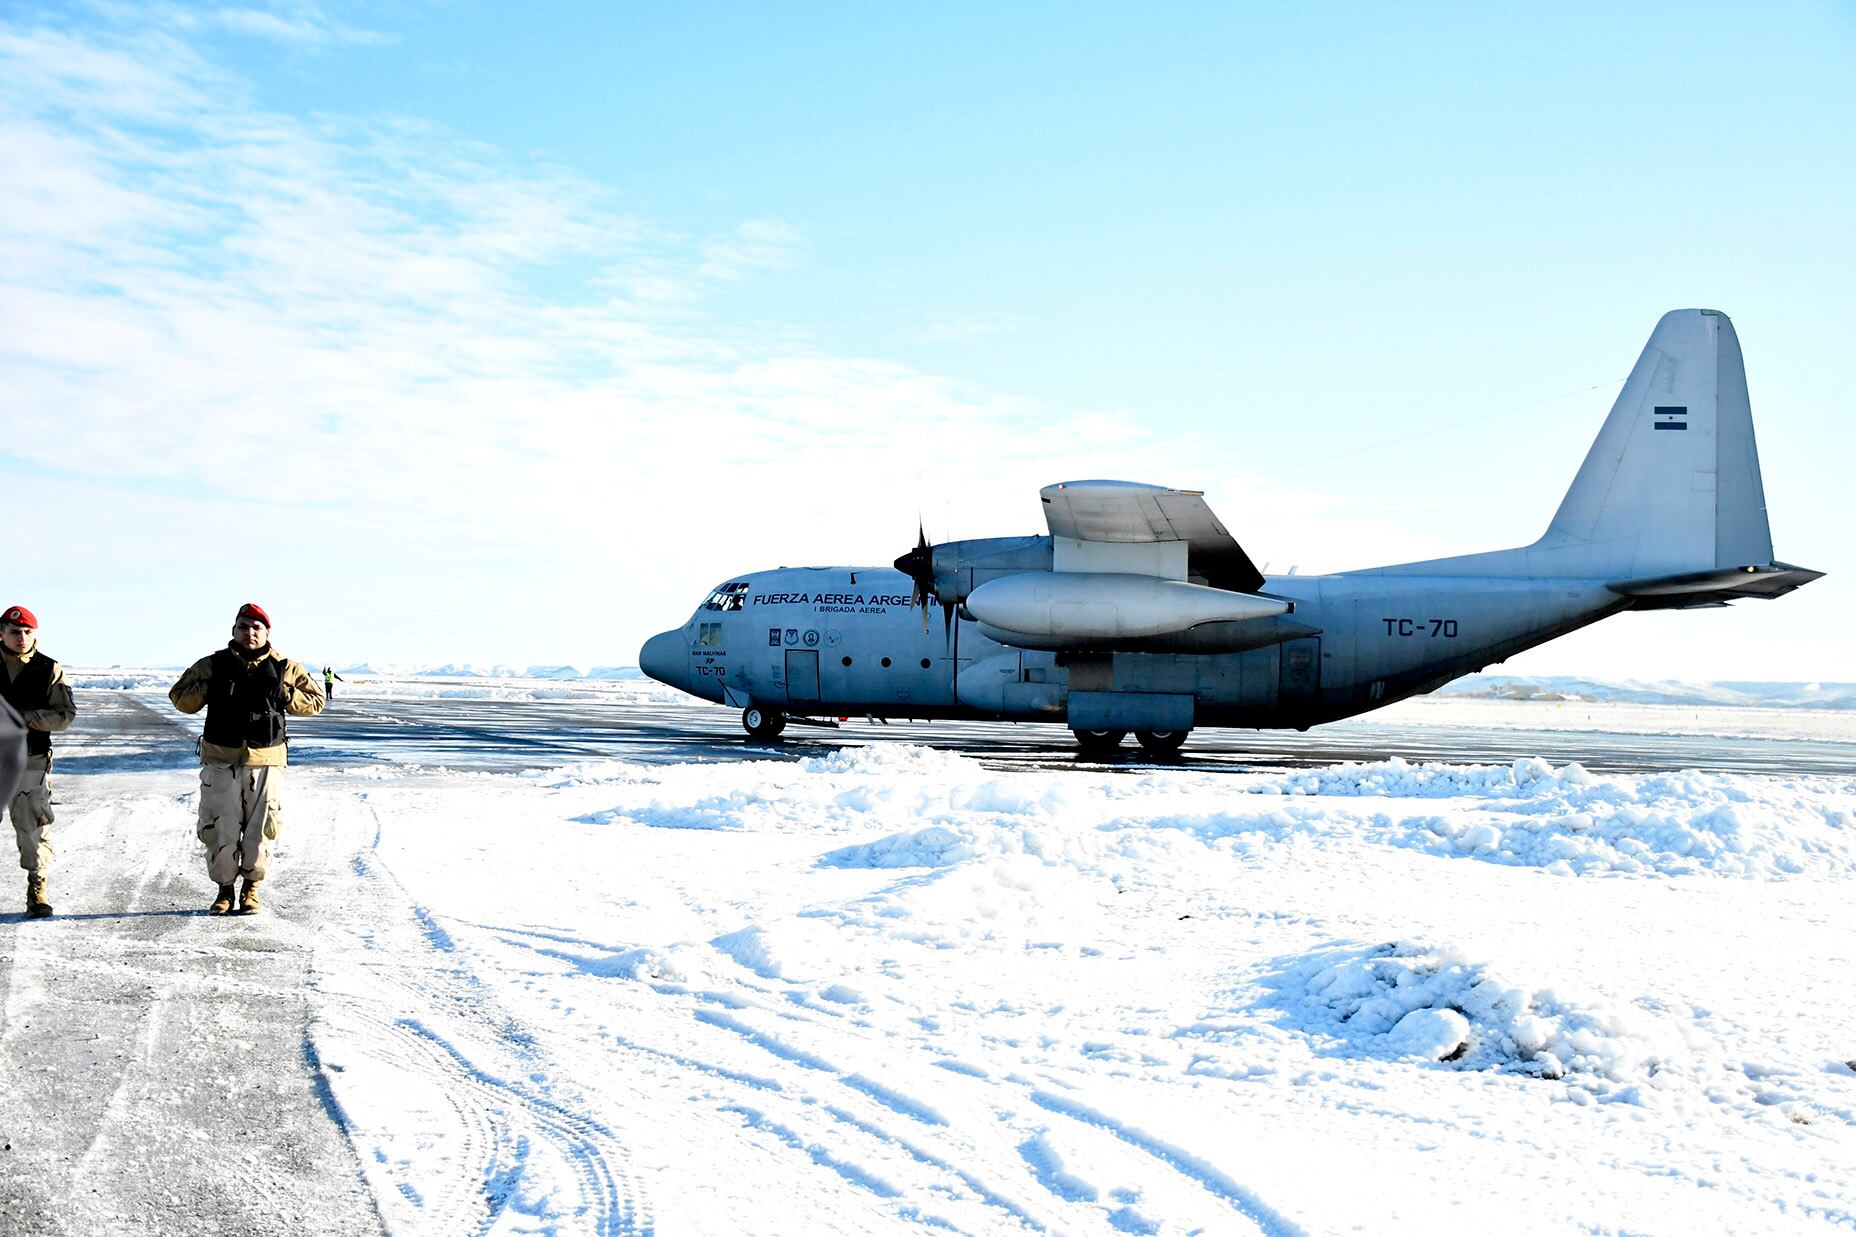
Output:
(246, 691), (1856, 778)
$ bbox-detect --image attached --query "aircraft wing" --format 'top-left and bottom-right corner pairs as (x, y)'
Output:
(1040, 481), (1266, 593)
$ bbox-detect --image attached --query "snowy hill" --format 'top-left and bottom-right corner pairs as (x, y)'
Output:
(390, 663), (642, 681)
(1437, 675), (1856, 710)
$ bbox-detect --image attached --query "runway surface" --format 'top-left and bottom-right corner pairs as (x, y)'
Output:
(244, 690), (1856, 778)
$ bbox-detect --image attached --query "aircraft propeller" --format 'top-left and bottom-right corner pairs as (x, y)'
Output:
(894, 523), (935, 629)
(893, 523), (956, 637)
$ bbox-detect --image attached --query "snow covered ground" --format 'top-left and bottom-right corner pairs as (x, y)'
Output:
(3, 684), (1854, 1234)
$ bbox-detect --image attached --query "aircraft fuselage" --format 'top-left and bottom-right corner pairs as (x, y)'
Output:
(639, 566), (1624, 732)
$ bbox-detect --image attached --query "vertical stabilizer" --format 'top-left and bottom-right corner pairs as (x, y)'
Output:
(1537, 308), (1772, 577)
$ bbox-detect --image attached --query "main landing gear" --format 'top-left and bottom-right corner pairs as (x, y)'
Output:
(742, 706), (787, 739)
(1070, 728), (1191, 756)
(1134, 729), (1188, 755)
(1070, 728), (1127, 755)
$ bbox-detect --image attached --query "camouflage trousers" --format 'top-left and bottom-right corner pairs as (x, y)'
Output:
(9, 764), (52, 873)
(197, 763), (283, 885)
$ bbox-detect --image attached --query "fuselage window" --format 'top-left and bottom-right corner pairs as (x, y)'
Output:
(700, 582), (749, 612)
(697, 622), (724, 647)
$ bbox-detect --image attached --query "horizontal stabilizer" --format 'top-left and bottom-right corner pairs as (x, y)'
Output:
(1608, 561), (1824, 609)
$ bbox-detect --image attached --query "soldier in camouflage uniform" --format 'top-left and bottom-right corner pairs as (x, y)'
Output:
(169, 603), (324, 915)
(2, 605), (76, 918)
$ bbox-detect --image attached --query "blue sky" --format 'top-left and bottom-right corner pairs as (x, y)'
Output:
(1, 2), (1850, 676)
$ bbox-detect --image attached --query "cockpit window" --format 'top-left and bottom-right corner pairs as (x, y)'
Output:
(701, 581), (750, 612)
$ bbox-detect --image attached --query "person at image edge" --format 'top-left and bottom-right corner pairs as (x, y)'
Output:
(2, 605), (76, 918)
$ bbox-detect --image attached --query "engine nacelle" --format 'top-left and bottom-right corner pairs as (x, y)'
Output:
(926, 536), (1053, 606)
(972, 614), (1318, 654)
(966, 572), (1291, 641)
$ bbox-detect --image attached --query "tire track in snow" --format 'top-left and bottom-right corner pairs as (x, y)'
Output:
(1029, 1089), (1305, 1236)
(650, 935), (1300, 1234)
(399, 1016), (634, 1235)
(311, 795), (650, 1235)
(669, 976), (1052, 1232)
(487, 920), (1062, 1231)
(321, 1004), (519, 1235)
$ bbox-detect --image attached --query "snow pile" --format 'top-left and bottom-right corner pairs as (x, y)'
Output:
(559, 747), (1856, 886)
(799, 743), (981, 782)
(555, 748), (1856, 892)
(563, 745), (1032, 840)
(1257, 755), (1600, 800)
(1249, 758), (1856, 879)
(1264, 942), (1822, 1117)
(823, 825), (977, 869)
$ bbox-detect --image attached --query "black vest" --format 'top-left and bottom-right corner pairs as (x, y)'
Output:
(0, 654), (57, 758)
(202, 648), (288, 751)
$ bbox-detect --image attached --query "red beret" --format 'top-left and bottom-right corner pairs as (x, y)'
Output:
(1, 606), (37, 629)
(236, 603), (272, 628)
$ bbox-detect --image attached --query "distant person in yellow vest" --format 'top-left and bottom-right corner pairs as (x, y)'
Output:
(322, 665), (344, 700)
(2, 605), (76, 918)
(169, 603), (325, 915)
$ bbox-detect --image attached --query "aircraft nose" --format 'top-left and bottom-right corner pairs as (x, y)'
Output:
(638, 629), (687, 688)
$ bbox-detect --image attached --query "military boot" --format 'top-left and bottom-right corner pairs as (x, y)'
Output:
(26, 873), (52, 919)
(209, 883), (236, 915)
(238, 878), (262, 915)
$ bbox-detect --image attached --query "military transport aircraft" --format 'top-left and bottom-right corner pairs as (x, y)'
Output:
(639, 309), (1821, 752)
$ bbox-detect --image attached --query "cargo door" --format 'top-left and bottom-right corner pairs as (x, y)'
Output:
(784, 649), (821, 704)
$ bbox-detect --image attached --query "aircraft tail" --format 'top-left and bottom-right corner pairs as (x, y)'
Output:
(1362, 308), (1821, 600)
(1535, 308), (1769, 577)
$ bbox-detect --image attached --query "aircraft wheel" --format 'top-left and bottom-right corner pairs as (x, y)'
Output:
(1135, 729), (1189, 755)
(742, 706), (787, 739)
(1071, 728), (1127, 754)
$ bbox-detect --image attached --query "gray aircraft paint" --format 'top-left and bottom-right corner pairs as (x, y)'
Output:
(640, 311), (1820, 740)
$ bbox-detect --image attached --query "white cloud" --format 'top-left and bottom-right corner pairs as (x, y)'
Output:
(0, 12), (1256, 662)
(210, 5), (394, 47)
(698, 219), (803, 282)
(82, 1), (395, 48)
(913, 311), (1028, 345)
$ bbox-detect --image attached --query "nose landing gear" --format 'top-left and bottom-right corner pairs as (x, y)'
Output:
(742, 706), (788, 739)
